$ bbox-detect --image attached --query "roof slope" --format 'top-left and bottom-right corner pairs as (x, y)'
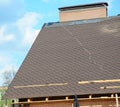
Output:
(5, 16), (120, 99)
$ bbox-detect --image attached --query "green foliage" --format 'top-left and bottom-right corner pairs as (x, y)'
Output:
(0, 87), (12, 107)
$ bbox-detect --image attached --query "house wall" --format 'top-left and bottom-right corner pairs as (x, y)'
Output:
(16, 99), (119, 107)
(80, 99), (117, 107)
(30, 101), (73, 107)
(59, 7), (107, 22)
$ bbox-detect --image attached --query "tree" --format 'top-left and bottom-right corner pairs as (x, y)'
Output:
(0, 67), (16, 107)
(2, 67), (16, 86)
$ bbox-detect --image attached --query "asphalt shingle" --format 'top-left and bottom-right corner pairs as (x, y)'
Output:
(5, 16), (120, 99)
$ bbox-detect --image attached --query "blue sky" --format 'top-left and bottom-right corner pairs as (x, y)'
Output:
(0, 0), (120, 86)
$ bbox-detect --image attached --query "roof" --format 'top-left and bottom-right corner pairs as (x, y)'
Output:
(5, 16), (120, 99)
(59, 2), (108, 11)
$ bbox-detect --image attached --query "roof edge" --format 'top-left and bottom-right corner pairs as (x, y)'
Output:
(59, 2), (108, 11)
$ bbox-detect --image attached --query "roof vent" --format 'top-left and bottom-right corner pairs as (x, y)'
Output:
(59, 2), (108, 22)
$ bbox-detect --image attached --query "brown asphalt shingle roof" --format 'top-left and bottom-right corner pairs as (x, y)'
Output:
(5, 16), (120, 99)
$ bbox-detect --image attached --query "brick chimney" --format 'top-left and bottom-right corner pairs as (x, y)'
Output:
(59, 2), (108, 22)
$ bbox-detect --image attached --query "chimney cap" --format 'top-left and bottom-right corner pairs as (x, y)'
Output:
(59, 2), (108, 11)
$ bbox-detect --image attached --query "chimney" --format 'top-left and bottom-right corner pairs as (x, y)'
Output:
(59, 2), (108, 22)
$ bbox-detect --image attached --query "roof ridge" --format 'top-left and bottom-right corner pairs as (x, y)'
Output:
(44, 16), (120, 28)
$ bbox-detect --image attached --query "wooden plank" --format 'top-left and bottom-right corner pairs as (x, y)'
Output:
(13, 97), (118, 105)
(28, 99), (32, 102)
(89, 95), (92, 99)
(100, 86), (120, 89)
(111, 94), (114, 98)
(78, 79), (120, 84)
(115, 94), (119, 107)
(13, 83), (68, 88)
(66, 97), (69, 100)
(45, 98), (49, 101)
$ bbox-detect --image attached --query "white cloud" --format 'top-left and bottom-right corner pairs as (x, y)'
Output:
(0, 54), (15, 68)
(16, 12), (43, 46)
(93, 0), (113, 9)
(0, 65), (15, 74)
(0, 25), (15, 44)
(0, 11), (43, 85)
(106, 0), (113, 9)
(0, 56), (8, 65)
